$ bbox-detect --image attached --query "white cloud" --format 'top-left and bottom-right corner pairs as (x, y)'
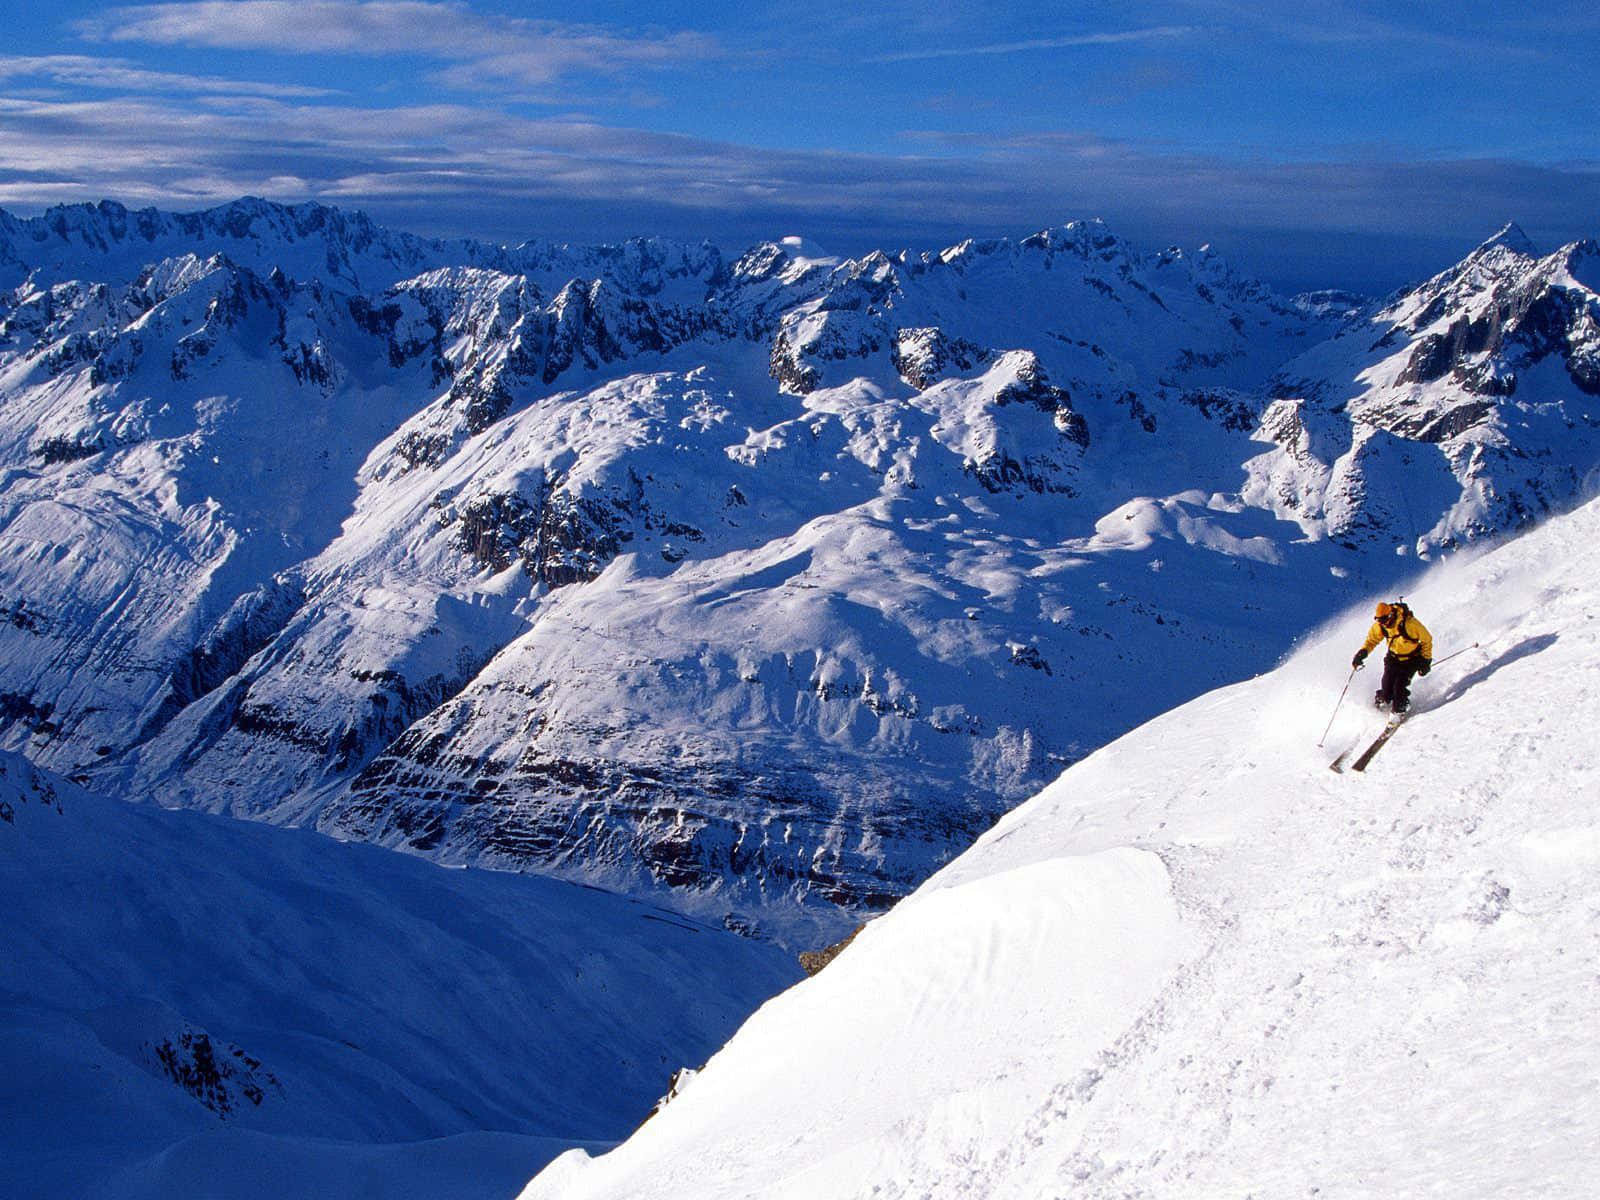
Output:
(0, 54), (336, 98)
(868, 26), (1199, 64)
(84, 1), (717, 90)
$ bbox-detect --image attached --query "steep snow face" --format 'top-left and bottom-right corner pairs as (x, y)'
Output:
(2, 199), (1598, 941)
(521, 493), (1600, 1199)
(0, 751), (799, 1200)
(0, 252), (442, 776)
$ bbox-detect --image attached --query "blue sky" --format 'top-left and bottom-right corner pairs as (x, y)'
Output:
(1, 0), (1596, 292)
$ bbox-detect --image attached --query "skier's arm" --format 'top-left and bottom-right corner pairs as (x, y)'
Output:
(1413, 620), (1433, 662)
(1358, 622), (1385, 656)
(1352, 621), (1382, 667)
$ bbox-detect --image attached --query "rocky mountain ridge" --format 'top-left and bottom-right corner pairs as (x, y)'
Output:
(1, 200), (1596, 941)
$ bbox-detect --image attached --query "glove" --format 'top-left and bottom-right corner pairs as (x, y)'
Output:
(1417, 658), (1431, 675)
(1351, 650), (1367, 670)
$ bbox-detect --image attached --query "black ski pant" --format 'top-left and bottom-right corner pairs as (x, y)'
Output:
(1377, 652), (1424, 712)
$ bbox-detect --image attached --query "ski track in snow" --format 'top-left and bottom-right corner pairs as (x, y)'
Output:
(519, 492), (1600, 1199)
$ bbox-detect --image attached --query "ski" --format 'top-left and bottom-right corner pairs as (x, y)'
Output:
(1350, 713), (1408, 773)
(1327, 728), (1372, 773)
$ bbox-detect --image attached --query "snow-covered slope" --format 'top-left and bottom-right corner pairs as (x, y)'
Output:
(521, 492), (1600, 1198)
(1, 199), (1597, 940)
(0, 752), (799, 1200)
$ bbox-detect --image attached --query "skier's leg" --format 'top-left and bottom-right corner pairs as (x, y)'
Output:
(1378, 654), (1401, 708)
(1392, 658), (1421, 712)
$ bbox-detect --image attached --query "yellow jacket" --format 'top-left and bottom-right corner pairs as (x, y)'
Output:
(1360, 608), (1433, 662)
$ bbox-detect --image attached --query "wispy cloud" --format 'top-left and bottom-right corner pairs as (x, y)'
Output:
(903, 129), (1156, 157)
(0, 87), (1594, 260)
(1179, 0), (1545, 58)
(82, 1), (718, 90)
(0, 54), (335, 98)
(868, 26), (1199, 64)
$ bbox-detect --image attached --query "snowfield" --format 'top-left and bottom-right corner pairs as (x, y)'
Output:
(0, 756), (799, 1200)
(522, 491), (1600, 1199)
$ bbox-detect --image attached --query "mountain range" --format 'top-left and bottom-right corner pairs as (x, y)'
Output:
(2, 198), (1597, 942)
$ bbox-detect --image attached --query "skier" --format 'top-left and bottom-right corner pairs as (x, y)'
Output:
(1351, 601), (1433, 714)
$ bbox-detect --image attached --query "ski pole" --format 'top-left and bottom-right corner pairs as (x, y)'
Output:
(1317, 666), (1358, 747)
(1431, 641), (1480, 668)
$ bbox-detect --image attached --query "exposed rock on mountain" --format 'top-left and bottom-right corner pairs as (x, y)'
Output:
(1, 200), (1596, 940)
(1248, 225), (1600, 552)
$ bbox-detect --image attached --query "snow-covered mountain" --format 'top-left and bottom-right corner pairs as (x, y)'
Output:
(1, 200), (1597, 941)
(0, 750), (798, 1200)
(0, 196), (717, 296)
(518, 486), (1600, 1200)
(1251, 222), (1600, 549)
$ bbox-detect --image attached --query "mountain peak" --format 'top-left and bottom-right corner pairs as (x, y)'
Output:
(1474, 221), (1537, 259)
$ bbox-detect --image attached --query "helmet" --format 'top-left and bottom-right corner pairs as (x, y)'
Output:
(1375, 602), (1397, 622)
